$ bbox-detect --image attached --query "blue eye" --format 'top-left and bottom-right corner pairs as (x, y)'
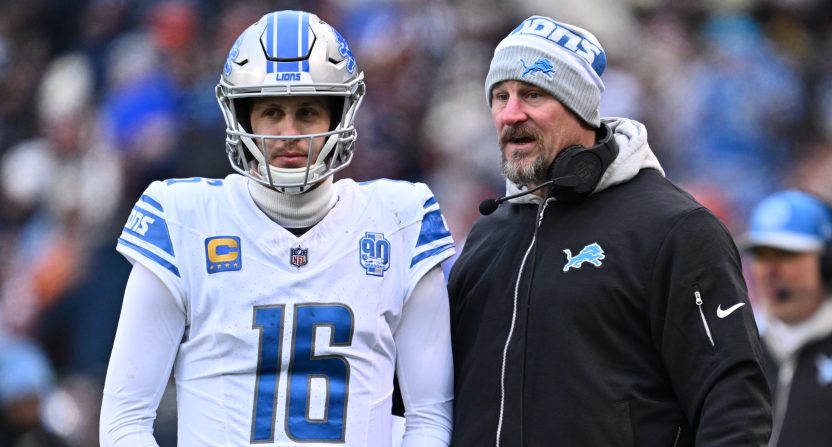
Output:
(492, 93), (508, 102)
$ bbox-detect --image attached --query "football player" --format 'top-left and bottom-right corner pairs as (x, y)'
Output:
(100, 10), (454, 447)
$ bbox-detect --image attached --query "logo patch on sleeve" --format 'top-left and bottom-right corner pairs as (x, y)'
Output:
(205, 236), (242, 273)
(359, 232), (391, 277)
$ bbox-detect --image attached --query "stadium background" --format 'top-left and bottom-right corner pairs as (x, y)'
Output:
(0, 0), (830, 444)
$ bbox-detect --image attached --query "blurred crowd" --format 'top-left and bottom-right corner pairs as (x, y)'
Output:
(0, 0), (830, 445)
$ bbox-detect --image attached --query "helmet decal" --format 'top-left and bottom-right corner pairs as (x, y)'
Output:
(224, 34), (244, 77)
(262, 11), (312, 74)
(332, 28), (356, 74)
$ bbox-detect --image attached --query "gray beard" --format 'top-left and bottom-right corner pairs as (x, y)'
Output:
(501, 145), (548, 186)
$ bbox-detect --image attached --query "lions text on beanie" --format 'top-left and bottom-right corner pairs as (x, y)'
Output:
(485, 16), (607, 127)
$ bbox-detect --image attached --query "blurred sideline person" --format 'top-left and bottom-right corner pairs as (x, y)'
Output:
(744, 190), (832, 447)
(448, 15), (772, 446)
(0, 331), (69, 447)
(100, 10), (454, 446)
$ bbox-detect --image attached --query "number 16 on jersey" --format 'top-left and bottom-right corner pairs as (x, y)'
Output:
(251, 303), (354, 443)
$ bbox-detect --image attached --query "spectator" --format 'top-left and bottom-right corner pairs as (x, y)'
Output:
(0, 330), (68, 447)
(744, 189), (832, 446)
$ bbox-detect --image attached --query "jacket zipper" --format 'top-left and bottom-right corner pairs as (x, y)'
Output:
(496, 199), (550, 447)
(769, 359), (796, 447)
(671, 425), (681, 447)
(694, 287), (715, 347)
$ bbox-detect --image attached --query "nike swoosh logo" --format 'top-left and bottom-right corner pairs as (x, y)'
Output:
(716, 302), (745, 319)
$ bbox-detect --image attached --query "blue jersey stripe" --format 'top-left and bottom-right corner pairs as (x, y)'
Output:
(123, 206), (175, 256)
(410, 243), (454, 268)
(423, 197), (437, 208)
(140, 194), (164, 213)
(416, 210), (452, 247)
(118, 237), (180, 277)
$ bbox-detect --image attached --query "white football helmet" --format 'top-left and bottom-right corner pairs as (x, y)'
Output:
(216, 10), (365, 194)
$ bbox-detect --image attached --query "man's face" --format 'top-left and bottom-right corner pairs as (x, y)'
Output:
(751, 247), (825, 325)
(249, 96), (332, 169)
(490, 80), (589, 187)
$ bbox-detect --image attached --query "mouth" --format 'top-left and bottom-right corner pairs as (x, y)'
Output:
(501, 127), (539, 150)
(508, 135), (536, 146)
(270, 152), (309, 168)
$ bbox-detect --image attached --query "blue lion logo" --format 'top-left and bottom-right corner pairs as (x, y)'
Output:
(562, 242), (605, 272)
(520, 57), (556, 80)
(332, 28), (356, 74)
(224, 34), (244, 77)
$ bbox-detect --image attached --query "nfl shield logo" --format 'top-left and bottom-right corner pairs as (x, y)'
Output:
(290, 246), (308, 268)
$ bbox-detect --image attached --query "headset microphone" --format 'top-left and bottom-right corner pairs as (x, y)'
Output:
(478, 176), (579, 216)
(776, 288), (792, 302)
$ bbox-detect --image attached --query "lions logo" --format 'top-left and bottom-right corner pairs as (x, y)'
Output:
(520, 57), (556, 80)
(332, 28), (357, 74)
(224, 34), (244, 77)
(562, 242), (605, 272)
(816, 354), (832, 386)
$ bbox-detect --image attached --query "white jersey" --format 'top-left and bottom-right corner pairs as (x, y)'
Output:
(114, 174), (455, 446)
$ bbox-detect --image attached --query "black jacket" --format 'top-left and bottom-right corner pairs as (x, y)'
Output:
(763, 326), (832, 446)
(449, 169), (771, 446)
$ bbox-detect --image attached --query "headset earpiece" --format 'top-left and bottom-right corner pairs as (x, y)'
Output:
(821, 240), (832, 288)
(804, 192), (832, 289)
(547, 122), (618, 203)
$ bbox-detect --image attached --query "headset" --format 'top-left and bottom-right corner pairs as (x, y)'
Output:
(822, 244), (832, 290)
(546, 120), (619, 203)
(815, 195), (832, 288)
(478, 120), (619, 215)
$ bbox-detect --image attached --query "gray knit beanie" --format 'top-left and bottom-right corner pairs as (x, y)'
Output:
(485, 16), (607, 128)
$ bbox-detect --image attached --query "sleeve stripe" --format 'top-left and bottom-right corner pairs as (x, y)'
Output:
(410, 243), (454, 268)
(423, 196), (437, 208)
(123, 206), (175, 256)
(118, 237), (181, 277)
(416, 210), (452, 247)
(140, 194), (164, 213)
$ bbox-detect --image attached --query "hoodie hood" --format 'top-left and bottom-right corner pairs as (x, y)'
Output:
(505, 117), (664, 205)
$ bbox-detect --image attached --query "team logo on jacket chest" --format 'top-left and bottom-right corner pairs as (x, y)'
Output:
(290, 246), (308, 269)
(359, 232), (391, 277)
(562, 242), (605, 272)
(817, 354), (832, 386)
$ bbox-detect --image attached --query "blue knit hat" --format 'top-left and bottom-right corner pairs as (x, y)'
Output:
(485, 16), (607, 127)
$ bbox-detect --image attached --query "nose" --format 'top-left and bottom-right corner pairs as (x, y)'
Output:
(278, 116), (300, 136)
(496, 96), (528, 127)
(761, 260), (784, 284)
